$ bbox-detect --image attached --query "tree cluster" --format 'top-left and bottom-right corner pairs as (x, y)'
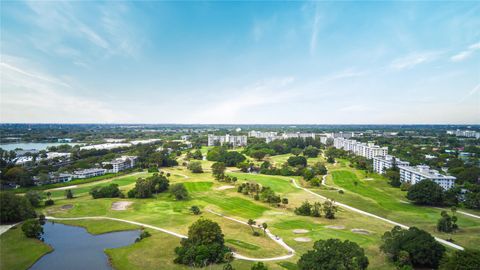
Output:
(187, 161), (203, 173)
(207, 147), (246, 167)
(90, 184), (122, 199)
(294, 200), (338, 219)
(128, 173), (170, 198)
(237, 182), (285, 206)
(0, 192), (36, 224)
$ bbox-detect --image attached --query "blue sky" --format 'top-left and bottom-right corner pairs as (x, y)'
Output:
(1, 1), (479, 124)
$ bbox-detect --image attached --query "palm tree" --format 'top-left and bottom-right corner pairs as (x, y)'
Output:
(247, 219), (256, 233)
(262, 223), (268, 235)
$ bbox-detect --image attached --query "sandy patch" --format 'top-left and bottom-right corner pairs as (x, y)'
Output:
(326, 225), (345, 229)
(51, 185), (78, 191)
(216, 185), (235, 191)
(363, 178), (374, 181)
(61, 204), (73, 210)
(111, 201), (133, 211)
(293, 229), (309, 234)
(294, 237), (311, 242)
(351, 229), (371, 235)
(399, 200), (410, 204)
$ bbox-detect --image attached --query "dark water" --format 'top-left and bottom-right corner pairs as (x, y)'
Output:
(30, 221), (139, 270)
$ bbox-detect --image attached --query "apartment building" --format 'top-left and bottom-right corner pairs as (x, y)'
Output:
(262, 132), (316, 143)
(333, 138), (388, 160)
(73, 168), (107, 179)
(446, 129), (480, 139)
(207, 134), (248, 147)
(373, 155), (410, 174)
(248, 130), (278, 138)
(399, 165), (456, 190)
(103, 155), (138, 173)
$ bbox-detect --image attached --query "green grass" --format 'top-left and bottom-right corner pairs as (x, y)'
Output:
(0, 225), (52, 270)
(183, 181), (213, 193)
(228, 172), (296, 194)
(199, 195), (268, 219)
(225, 239), (260, 250)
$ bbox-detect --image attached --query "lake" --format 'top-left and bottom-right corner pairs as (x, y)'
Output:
(30, 221), (139, 270)
(0, 142), (79, 151)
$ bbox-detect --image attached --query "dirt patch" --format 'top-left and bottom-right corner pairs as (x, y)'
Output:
(351, 228), (371, 235)
(326, 225), (345, 229)
(216, 185), (235, 191)
(363, 178), (374, 181)
(292, 229), (309, 234)
(111, 201), (133, 211)
(294, 237), (311, 242)
(61, 204), (73, 210)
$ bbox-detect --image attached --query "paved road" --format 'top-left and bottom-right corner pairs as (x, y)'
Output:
(46, 215), (295, 262)
(289, 178), (464, 251)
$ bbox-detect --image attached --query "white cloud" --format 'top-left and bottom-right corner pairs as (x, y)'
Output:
(451, 41), (480, 62)
(0, 57), (129, 123)
(390, 51), (442, 70)
(309, 5), (322, 55)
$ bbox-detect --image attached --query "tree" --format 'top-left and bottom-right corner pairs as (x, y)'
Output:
(65, 189), (74, 199)
(132, 178), (153, 198)
(297, 239), (369, 270)
(22, 219), (43, 239)
(250, 150), (267, 161)
(261, 222), (268, 235)
(25, 190), (43, 207)
(439, 249), (480, 270)
(291, 148), (303, 156)
(295, 201), (312, 216)
(170, 183), (188, 200)
(437, 210), (458, 233)
(174, 218), (231, 267)
(190, 205), (201, 215)
(247, 219), (256, 234)
(380, 226), (445, 268)
(281, 198), (289, 208)
(251, 262), (268, 270)
(385, 168), (401, 187)
(90, 184), (121, 199)
(4, 166), (32, 187)
(211, 162), (226, 180)
(407, 179), (445, 206)
(323, 199), (338, 219)
(0, 192), (36, 224)
(187, 161), (203, 173)
(287, 156), (307, 167)
(223, 263), (235, 270)
(303, 146), (320, 158)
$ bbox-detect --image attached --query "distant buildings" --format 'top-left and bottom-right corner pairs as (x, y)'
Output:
(73, 168), (107, 179)
(80, 143), (132, 151)
(399, 165), (456, 190)
(373, 155), (409, 174)
(248, 131), (316, 143)
(333, 138), (388, 159)
(102, 156), (137, 173)
(208, 134), (247, 147)
(447, 129), (480, 139)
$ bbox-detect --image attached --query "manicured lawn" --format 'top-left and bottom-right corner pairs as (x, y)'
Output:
(199, 195), (269, 219)
(183, 181), (213, 193)
(0, 225), (52, 270)
(228, 172), (297, 194)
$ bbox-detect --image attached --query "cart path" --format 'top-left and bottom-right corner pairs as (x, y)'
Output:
(288, 178), (464, 251)
(46, 215), (295, 262)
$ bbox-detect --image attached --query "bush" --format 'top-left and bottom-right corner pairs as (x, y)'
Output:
(44, 199), (54, 206)
(287, 156), (307, 167)
(25, 190), (43, 207)
(439, 249), (480, 270)
(252, 231), (261, 237)
(65, 189), (74, 199)
(187, 161), (203, 173)
(90, 184), (121, 199)
(190, 205), (201, 215)
(22, 219), (43, 239)
(170, 183), (188, 200)
(295, 201), (312, 216)
(251, 262), (268, 270)
(0, 192), (36, 224)
(135, 230), (151, 242)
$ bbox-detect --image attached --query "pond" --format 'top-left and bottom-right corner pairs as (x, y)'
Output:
(30, 221), (140, 270)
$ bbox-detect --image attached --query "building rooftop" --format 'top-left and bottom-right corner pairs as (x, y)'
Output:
(399, 165), (456, 180)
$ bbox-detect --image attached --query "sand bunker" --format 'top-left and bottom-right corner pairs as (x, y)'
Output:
(351, 229), (371, 235)
(51, 185), (78, 191)
(363, 178), (374, 181)
(61, 204), (73, 210)
(293, 229), (310, 234)
(294, 237), (311, 242)
(111, 201), (133, 211)
(216, 185), (235, 191)
(326, 225), (345, 229)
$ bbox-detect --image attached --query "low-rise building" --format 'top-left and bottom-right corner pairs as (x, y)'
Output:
(103, 156), (137, 173)
(399, 165), (456, 190)
(333, 138), (388, 160)
(73, 168), (107, 179)
(373, 155), (410, 174)
(207, 134), (247, 147)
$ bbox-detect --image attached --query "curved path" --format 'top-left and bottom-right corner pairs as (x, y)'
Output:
(289, 178), (464, 251)
(161, 170), (189, 179)
(46, 215), (294, 262)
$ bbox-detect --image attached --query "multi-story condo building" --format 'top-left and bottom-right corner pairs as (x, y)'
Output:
(446, 129), (480, 139)
(333, 138), (388, 160)
(399, 165), (456, 190)
(373, 155), (410, 174)
(102, 156), (138, 173)
(73, 168), (107, 179)
(207, 134), (248, 147)
(248, 131), (278, 138)
(261, 132), (316, 143)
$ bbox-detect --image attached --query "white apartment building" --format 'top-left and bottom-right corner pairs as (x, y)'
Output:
(207, 134), (248, 147)
(103, 155), (138, 173)
(73, 168), (107, 179)
(447, 129), (480, 139)
(399, 165), (456, 190)
(248, 130), (278, 138)
(333, 138), (388, 160)
(373, 155), (410, 174)
(262, 132), (316, 143)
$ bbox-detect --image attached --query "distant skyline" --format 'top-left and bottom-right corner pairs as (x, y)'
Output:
(1, 1), (479, 124)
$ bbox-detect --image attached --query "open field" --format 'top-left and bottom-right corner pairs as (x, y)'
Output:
(5, 161), (475, 269)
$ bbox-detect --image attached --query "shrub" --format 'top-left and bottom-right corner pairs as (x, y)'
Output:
(0, 192), (36, 224)
(295, 201), (312, 216)
(65, 189), (74, 199)
(25, 190), (43, 207)
(190, 205), (201, 215)
(90, 184), (121, 199)
(22, 219), (43, 239)
(170, 183), (188, 200)
(44, 199), (54, 206)
(187, 161), (203, 173)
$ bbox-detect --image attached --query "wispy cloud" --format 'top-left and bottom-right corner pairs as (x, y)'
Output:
(390, 51), (442, 70)
(0, 57), (129, 123)
(309, 4), (322, 55)
(451, 41), (480, 62)
(458, 83), (480, 103)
